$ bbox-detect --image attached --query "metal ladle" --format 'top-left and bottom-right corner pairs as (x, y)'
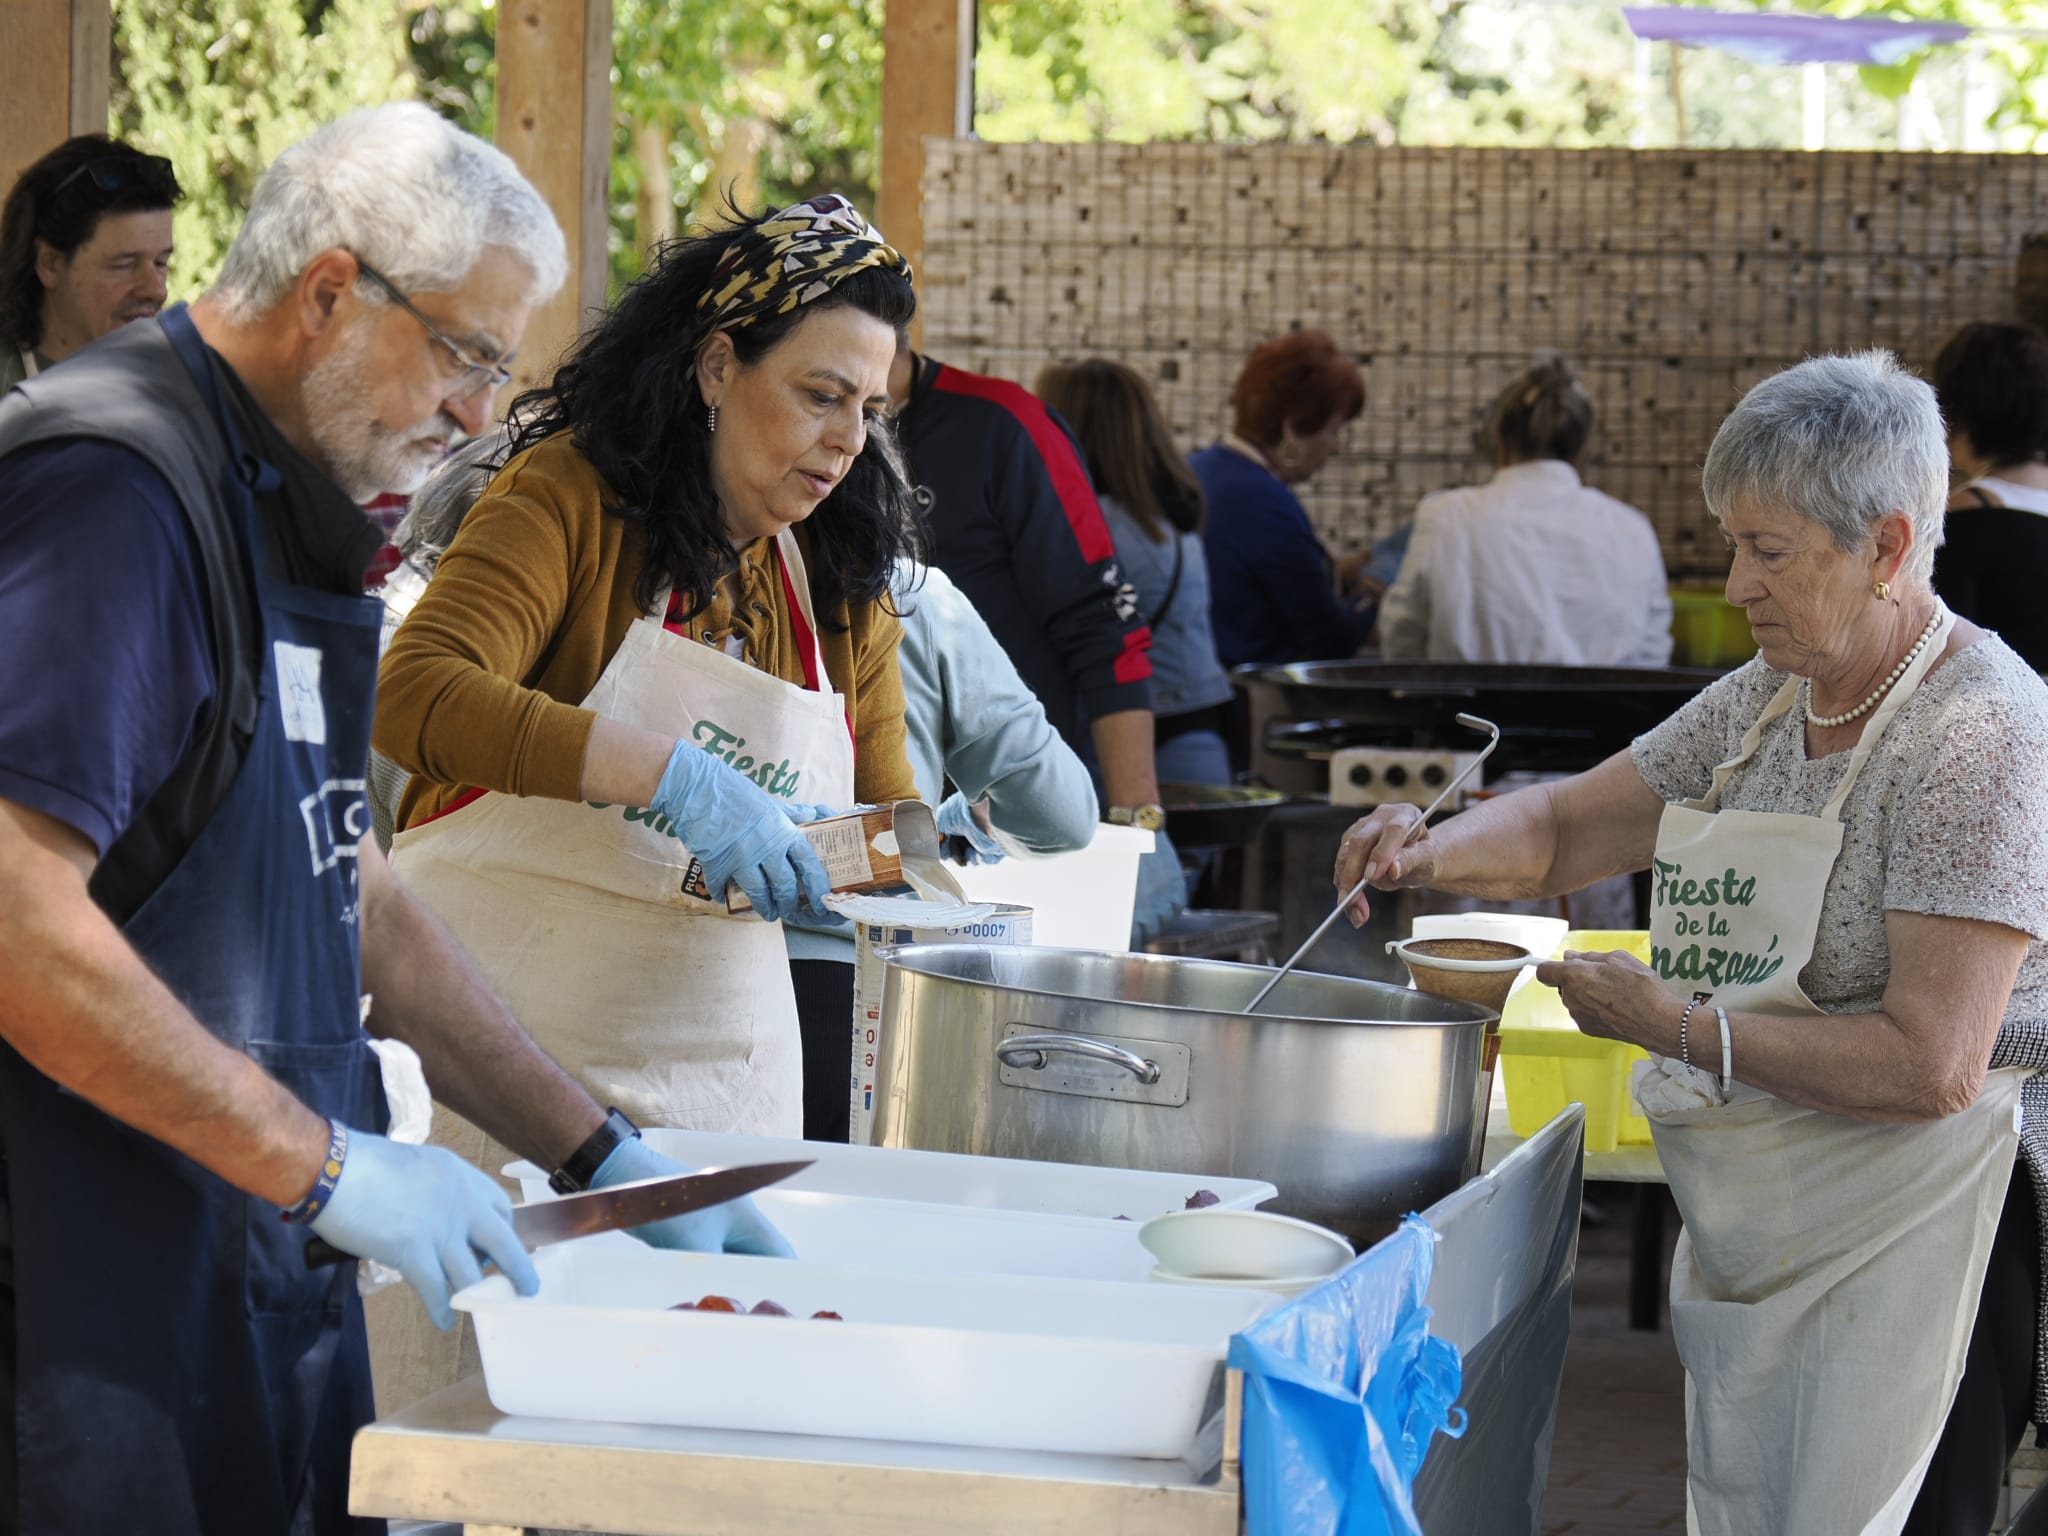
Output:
(1241, 712), (1503, 1016)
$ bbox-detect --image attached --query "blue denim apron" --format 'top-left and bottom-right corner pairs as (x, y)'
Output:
(0, 307), (387, 1534)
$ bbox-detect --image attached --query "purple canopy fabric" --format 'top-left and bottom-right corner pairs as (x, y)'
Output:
(1621, 7), (1971, 66)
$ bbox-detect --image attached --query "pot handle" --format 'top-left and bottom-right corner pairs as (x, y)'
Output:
(996, 1031), (1163, 1086)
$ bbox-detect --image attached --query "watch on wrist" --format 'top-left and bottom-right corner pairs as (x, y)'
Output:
(550, 1107), (641, 1195)
(1106, 803), (1168, 832)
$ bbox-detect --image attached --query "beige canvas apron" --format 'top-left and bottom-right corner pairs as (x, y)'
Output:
(1632, 606), (2025, 1536)
(372, 530), (852, 1415)
(390, 526), (853, 1133)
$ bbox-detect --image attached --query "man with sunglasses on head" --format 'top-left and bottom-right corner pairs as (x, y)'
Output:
(0, 134), (181, 392)
(0, 104), (760, 1536)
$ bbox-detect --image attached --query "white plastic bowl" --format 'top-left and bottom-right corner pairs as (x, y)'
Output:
(1148, 1263), (1333, 1299)
(1139, 1209), (1354, 1288)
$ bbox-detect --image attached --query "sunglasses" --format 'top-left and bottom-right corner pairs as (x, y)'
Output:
(50, 153), (178, 204)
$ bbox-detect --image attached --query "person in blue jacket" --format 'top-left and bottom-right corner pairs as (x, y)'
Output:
(1193, 330), (1378, 670)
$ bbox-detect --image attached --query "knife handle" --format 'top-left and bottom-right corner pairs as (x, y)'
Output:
(304, 1235), (350, 1269)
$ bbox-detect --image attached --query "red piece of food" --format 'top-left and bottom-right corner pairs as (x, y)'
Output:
(694, 1294), (742, 1313)
(750, 1299), (791, 1316)
(1184, 1189), (1221, 1210)
(810, 1310), (844, 1321)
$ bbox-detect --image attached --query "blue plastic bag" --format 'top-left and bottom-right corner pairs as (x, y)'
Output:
(1228, 1215), (1467, 1536)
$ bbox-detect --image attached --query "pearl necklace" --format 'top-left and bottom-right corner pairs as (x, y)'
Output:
(1804, 609), (1942, 728)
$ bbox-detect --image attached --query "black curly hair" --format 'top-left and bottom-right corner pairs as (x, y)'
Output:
(0, 135), (181, 352)
(503, 204), (921, 627)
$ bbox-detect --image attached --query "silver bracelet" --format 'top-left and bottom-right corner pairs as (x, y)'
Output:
(1715, 1006), (1732, 1090)
(1678, 997), (1703, 1069)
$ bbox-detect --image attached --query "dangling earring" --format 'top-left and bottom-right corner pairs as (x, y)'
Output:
(706, 404), (719, 434)
(1873, 580), (1891, 602)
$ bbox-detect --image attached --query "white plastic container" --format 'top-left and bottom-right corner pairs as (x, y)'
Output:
(455, 1244), (1274, 1458)
(951, 823), (1153, 951)
(506, 1130), (1275, 1221)
(756, 1189), (1162, 1281)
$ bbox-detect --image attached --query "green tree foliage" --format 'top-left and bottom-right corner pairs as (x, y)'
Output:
(111, 0), (416, 292)
(105, 0), (2045, 308)
(975, 0), (2045, 151)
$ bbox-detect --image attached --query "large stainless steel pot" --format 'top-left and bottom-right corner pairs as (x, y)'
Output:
(871, 945), (1494, 1244)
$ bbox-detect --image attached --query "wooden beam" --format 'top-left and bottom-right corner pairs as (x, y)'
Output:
(495, 0), (613, 401)
(879, 0), (974, 341)
(0, 1), (110, 199)
(69, 1), (110, 137)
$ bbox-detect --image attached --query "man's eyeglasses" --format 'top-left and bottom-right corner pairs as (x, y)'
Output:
(354, 258), (513, 404)
(50, 153), (178, 204)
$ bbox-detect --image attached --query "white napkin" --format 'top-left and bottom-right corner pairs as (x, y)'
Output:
(357, 997), (434, 1295)
(1631, 1053), (1726, 1114)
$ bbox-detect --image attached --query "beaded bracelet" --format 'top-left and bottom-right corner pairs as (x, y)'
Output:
(281, 1119), (349, 1225)
(1678, 996), (1704, 1070)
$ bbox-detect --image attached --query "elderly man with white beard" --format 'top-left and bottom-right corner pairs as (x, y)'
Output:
(0, 104), (739, 1536)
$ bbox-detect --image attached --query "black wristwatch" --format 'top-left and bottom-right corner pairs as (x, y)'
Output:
(550, 1107), (641, 1195)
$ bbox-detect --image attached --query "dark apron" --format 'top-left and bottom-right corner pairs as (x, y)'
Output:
(0, 307), (387, 1535)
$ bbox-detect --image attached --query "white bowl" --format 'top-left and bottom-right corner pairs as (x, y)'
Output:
(1148, 1264), (1330, 1300)
(1139, 1209), (1354, 1288)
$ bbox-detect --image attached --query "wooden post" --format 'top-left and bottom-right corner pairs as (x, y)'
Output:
(880, 0), (974, 341)
(495, 0), (613, 399)
(0, 1), (111, 197)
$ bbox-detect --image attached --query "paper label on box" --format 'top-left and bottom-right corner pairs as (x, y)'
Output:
(808, 816), (876, 886)
(850, 905), (1033, 1147)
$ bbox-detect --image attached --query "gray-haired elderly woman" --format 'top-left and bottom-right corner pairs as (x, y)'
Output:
(1336, 352), (2048, 1536)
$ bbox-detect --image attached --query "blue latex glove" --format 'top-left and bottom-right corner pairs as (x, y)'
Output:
(651, 740), (834, 921)
(593, 1134), (797, 1258)
(1130, 827), (1189, 948)
(310, 1127), (540, 1330)
(936, 791), (1006, 864)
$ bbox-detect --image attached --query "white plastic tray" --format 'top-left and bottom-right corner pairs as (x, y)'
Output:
(456, 1244), (1273, 1458)
(755, 1190), (1158, 1281)
(505, 1129), (1276, 1221)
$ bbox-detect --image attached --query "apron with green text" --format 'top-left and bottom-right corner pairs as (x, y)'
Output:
(1634, 606), (2026, 1536)
(390, 527), (854, 1134)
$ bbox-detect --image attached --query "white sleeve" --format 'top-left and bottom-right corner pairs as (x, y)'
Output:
(1377, 504), (1436, 659)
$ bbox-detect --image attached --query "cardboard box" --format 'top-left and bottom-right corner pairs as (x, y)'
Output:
(681, 801), (958, 913)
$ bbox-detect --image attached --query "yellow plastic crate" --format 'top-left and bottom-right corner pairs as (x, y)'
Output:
(1498, 930), (1655, 1152)
(1668, 586), (1758, 670)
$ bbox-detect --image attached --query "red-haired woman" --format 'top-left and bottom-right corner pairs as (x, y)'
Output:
(1192, 330), (1374, 668)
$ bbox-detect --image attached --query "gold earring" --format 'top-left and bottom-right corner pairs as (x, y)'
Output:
(1873, 580), (1891, 602)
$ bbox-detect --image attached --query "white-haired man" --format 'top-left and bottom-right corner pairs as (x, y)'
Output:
(0, 104), (764, 1535)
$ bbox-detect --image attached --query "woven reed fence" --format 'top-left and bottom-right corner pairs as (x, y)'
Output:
(921, 141), (2048, 576)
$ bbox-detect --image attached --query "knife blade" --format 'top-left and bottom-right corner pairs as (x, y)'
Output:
(303, 1158), (813, 1269)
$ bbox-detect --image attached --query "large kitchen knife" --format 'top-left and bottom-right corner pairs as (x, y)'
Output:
(303, 1159), (813, 1269)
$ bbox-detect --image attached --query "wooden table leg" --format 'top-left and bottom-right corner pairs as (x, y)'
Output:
(1630, 1184), (1666, 1332)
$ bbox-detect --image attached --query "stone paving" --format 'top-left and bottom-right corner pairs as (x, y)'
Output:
(1541, 1187), (1689, 1535)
